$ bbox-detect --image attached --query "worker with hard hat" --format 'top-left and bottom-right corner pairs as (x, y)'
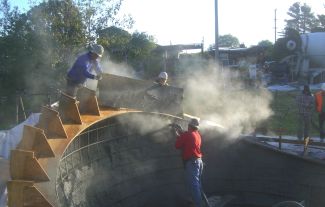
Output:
(144, 71), (169, 101)
(296, 85), (314, 144)
(65, 44), (104, 97)
(156, 71), (169, 86)
(174, 118), (204, 207)
(315, 83), (325, 140)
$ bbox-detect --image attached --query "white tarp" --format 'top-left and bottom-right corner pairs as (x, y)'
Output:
(0, 186), (6, 207)
(0, 113), (40, 207)
(0, 113), (40, 159)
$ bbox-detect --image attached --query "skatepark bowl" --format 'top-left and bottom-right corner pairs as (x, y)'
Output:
(7, 74), (325, 207)
(53, 112), (325, 207)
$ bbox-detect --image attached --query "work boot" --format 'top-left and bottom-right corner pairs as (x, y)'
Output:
(303, 137), (309, 156)
(303, 137), (310, 146)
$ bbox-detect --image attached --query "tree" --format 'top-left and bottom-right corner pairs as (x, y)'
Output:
(257, 40), (273, 61)
(128, 31), (157, 73)
(0, 0), (10, 35)
(0, 0), (22, 36)
(98, 26), (132, 62)
(272, 28), (301, 61)
(0, 0), (87, 98)
(74, 0), (134, 43)
(17, 1), (87, 89)
(285, 2), (319, 33)
(257, 40), (273, 47)
(218, 34), (240, 48)
(318, 15), (325, 27)
(98, 26), (157, 73)
(128, 31), (156, 59)
(312, 14), (325, 32)
(0, 0), (134, 128)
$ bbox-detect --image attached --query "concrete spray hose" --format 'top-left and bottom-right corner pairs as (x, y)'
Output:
(272, 200), (305, 207)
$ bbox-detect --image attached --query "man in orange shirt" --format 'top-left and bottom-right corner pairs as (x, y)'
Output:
(174, 119), (204, 207)
(315, 83), (325, 140)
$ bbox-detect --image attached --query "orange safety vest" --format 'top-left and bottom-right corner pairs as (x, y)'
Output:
(315, 91), (324, 113)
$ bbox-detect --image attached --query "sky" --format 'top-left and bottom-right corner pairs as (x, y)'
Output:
(10, 0), (325, 48)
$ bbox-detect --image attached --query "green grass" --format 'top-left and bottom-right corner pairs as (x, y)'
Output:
(260, 90), (319, 137)
(0, 88), (320, 138)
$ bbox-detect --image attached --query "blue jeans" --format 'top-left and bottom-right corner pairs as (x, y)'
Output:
(297, 114), (311, 140)
(185, 158), (204, 207)
(66, 77), (83, 98)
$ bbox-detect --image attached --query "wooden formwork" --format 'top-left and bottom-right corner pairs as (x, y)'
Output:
(7, 87), (132, 207)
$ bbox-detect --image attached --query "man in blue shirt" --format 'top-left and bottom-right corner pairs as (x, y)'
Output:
(65, 44), (104, 97)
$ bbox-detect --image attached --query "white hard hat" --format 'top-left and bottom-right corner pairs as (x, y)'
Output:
(321, 83), (325, 91)
(90, 44), (104, 57)
(189, 118), (199, 129)
(158, 72), (168, 80)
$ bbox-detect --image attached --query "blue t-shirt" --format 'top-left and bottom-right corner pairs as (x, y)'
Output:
(67, 52), (103, 84)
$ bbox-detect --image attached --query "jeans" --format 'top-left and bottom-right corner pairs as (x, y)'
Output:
(319, 113), (325, 139)
(185, 158), (204, 207)
(66, 78), (83, 98)
(297, 114), (311, 140)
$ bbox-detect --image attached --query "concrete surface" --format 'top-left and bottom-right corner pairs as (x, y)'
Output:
(40, 112), (325, 206)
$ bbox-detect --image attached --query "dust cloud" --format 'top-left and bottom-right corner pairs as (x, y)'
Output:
(101, 59), (137, 79)
(116, 113), (177, 144)
(179, 60), (273, 139)
(97, 56), (273, 140)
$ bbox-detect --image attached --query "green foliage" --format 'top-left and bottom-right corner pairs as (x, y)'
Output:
(285, 2), (319, 33)
(218, 34), (240, 48)
(98, 26), (157, 71)
(312, 14), (325, 32)
(98, 26), (132, 62)
(318, 14), (325, 27)
(44, 0), (86, 49)
(128, 32), (156, 59)
(257, 40), (272, 47)
(272, 38), (288, 61)
(127, 32), (157, 74)
(6, 0), (86, 90)
(74, 0), (134, 42)
(272, 28), (301, 61)
(257, 40), (274, 61)
(0, 0), (88, 128)
(264, 91), (319, 137)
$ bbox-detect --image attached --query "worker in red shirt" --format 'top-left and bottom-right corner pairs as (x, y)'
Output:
(174, 118), (203, 207)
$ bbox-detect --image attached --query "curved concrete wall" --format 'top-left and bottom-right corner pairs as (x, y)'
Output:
(202, 131), (325, 207)
(54, 113), (325, 207)
(56, 112), (189, 207)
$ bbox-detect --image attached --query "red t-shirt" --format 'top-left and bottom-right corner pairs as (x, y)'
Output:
(175, 129), (202, 161)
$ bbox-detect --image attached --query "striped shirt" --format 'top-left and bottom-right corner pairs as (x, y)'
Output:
(296, 93), (314, 116)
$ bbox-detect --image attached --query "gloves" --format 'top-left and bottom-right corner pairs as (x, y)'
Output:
(95, 75), (102, 80)
(169, 123), (183, 135)
(170, 123), (182, 130)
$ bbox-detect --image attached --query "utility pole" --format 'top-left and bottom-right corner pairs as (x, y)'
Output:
(163, 50), (167, 72)
(214, 0), (219, 63)
(274, 9), (277, 43)
(87, 0), (92, 44)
